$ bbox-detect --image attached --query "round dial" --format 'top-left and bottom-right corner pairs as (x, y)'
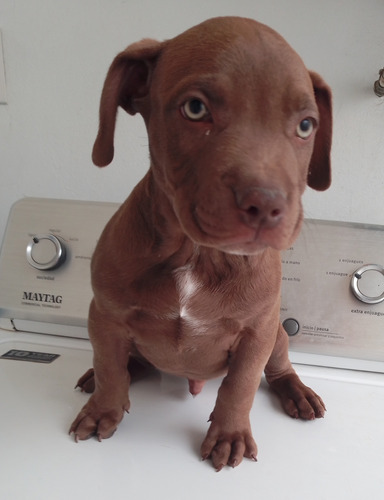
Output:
(26, 234), (66, 271)
(350, 264), (384, 304)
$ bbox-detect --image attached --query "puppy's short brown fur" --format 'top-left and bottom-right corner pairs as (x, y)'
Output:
(70, 17), (332, 471)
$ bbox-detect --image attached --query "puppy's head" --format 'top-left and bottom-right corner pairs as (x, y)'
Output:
(93, 17), (332, 255)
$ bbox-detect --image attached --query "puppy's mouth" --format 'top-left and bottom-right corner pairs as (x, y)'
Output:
(189, 203), (302, 255)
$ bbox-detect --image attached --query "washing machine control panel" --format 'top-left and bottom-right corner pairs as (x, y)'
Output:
(0, 198), (119, 338)
(281, 219), (384, 369)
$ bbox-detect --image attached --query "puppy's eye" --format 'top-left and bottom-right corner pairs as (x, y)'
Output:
(296, 118), (314, 139)
(181, 99), (209, 121)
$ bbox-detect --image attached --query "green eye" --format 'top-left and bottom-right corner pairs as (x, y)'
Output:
(296, 118), (314, 139)
(182, 99), (209, 121)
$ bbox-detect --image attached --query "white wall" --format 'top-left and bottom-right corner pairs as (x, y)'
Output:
(0, 0), (383, 240)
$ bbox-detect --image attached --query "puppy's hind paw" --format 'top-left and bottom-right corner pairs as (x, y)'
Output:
(74, 368), (95, 393)
(269, 373), (326, 420)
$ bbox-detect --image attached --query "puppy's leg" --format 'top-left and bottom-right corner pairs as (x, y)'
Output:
(69, 301), (131, 441)
(265, 324), (326, 419)
(200, 330), (262, 471)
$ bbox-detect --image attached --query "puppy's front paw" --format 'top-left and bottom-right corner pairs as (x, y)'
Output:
(69, 397), (129, 442)
(269, 373), (326, 420)
(200, 417), (258, 471)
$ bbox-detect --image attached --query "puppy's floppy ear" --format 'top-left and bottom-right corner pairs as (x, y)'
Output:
(92, 39), (163, 167)
(307, 71), (332, 191)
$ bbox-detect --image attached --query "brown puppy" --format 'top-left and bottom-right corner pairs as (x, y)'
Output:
(70, 16), (332, 471)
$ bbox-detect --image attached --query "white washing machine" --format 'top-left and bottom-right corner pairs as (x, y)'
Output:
(0, 198), (383, 500)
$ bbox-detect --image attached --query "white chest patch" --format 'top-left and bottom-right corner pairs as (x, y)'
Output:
(174, 265), (206, 331)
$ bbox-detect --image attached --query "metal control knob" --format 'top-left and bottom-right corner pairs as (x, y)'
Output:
(350, 264), (384, 304)
(26, 234), (66, 271)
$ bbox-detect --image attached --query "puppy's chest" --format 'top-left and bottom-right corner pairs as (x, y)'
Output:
(130, 260), (266, 374)
(173, 264), (256, 330)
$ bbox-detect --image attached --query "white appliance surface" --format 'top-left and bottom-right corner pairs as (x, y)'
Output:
(1, 198), (384, 500)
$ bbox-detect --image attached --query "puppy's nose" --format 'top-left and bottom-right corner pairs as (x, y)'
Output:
(236, 187), (286, 229)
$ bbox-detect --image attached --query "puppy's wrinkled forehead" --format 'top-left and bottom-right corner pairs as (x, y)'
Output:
(154, 17), (310, 93)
